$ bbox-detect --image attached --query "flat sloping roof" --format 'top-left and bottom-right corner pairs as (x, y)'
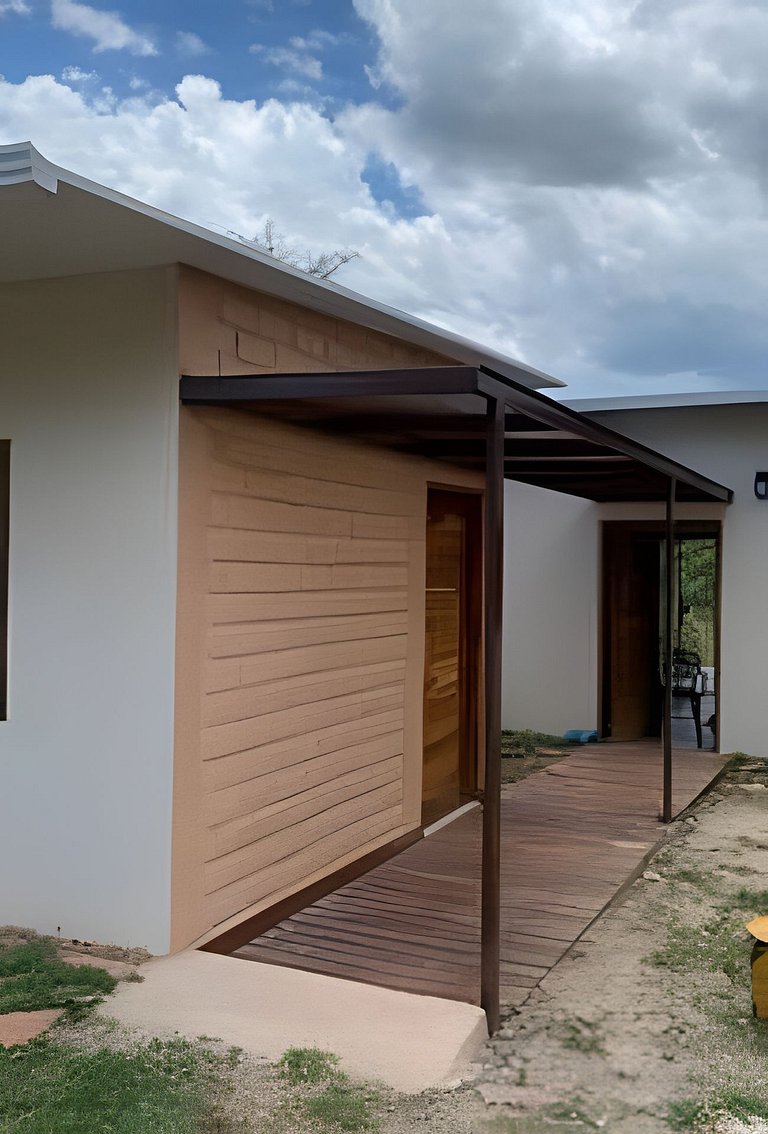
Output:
(0, 141), (561, 391)
(180, 366), (733, 504)
(564, 390), (768, 412)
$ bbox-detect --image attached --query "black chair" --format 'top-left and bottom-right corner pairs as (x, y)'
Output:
(672, 648), (705, 748)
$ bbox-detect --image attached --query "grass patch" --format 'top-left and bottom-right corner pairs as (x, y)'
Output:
(0, 1035), (240, 1133)
(277, 1047), (380, 1132)
(730, 887), (768, 913)
(666, 1097), (706, 1130)
(667, 868), (718, 895)
(647, 914), (746, 983)
(0, 938), (116, 1014)
(304, 1082), (379, 1131)
(667, 1089), (768, 1131)
(717, 1087), (768, 1122)
(501, 730), (570, 759)
(278, 1046), (340, 1085)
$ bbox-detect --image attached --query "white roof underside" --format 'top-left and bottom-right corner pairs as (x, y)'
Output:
(0, 141), (562, 390)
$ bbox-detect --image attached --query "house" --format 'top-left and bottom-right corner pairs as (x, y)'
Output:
(0, 143), (732, 1027)
(503, 391), (767, 757)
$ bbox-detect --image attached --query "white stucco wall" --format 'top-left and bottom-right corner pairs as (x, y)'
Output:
(502, 480), (599, 735)
(0, 267), (178, 951)
(590, 404), (768, 758)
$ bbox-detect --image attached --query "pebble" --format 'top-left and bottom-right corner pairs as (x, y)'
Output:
(642, 870), (663, 882)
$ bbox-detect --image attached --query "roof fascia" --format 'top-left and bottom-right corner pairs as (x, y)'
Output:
(180, 367), (481, 402)
(0, 141), (58, 193)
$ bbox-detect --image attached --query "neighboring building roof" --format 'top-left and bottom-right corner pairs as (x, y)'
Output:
(0, 141), (562, 391)
(564, 390), (768, 413)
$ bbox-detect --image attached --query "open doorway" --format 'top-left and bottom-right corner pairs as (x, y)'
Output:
(601, 521), (720, 751)
(422, 488), (482, 826)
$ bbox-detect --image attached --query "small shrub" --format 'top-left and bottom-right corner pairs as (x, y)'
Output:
(278, 1046), (341, 1085)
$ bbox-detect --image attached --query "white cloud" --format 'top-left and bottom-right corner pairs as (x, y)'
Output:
(0, 0), (30, 14)
(4, 0), (768, 396)
(50, 0), (158, 56)
(175, 31), (211, 58)
(61, 65), (98, 81)
(250, 43), (322, 80)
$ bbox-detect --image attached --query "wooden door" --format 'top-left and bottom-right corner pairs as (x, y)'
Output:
(422, 490), (480, 826)
(602, 527), (662, 740)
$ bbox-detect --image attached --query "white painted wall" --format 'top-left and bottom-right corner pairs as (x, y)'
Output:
(590, 404), (768, 758)
(502, 480), (599, 735)
(0, 267), (178, 951)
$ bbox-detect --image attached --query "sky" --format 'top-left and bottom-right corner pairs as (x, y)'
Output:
(1, 0), (767, 398)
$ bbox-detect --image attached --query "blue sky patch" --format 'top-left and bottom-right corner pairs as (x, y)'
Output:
(361, 152), (429, 219)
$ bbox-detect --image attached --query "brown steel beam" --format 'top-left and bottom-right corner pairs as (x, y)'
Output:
(180, 366), (480, 403)
(482, 395), (505, 1035)
(663, 477), (676, 823)
(475, 368), (732, 504)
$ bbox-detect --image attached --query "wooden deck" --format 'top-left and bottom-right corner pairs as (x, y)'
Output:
(232, 742), (727, 1007)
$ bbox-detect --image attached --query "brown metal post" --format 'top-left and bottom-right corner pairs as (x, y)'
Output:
(662, 477), (676, 823)
(481, 395), (505, 1034)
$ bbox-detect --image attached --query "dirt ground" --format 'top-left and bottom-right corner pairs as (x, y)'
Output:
(5, 759), (768, 1133)
(468, 759), (768, 1134)
(501, 750), (568, 784)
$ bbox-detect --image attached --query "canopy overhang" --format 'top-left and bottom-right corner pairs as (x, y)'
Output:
(180, 365), (733, 505)
(179, 364), (732, 1035)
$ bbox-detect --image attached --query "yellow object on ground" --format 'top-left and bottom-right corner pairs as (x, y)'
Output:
(746, 917), (768, 1017)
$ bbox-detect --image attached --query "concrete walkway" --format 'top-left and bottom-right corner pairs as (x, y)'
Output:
(99, 948), (487, 1093)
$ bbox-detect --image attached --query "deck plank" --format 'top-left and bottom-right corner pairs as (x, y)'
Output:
(232, 741), (727, 1006)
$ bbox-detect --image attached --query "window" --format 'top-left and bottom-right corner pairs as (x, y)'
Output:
(0, 441), (8, 720)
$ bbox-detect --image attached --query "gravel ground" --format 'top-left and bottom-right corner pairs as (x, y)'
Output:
(473, 760), (768, 1133)
(7, 759), (768, 1133)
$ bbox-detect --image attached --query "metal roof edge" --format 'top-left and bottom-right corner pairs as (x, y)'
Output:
(0, 140), (58, 193)
(562, 390), (768, 412)
(0, 141), (564, 391)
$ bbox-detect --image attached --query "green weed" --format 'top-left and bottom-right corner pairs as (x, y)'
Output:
(716, 1087), (768, 1122)
(0, 1035), (240, 1134)
(558, 1018), (605, 1055)
(501, 730), (570, 758)
(276, 1047), (380, 1131)
(647, 915), (746, 983)
(277, 1046), (341, 1085)
(667, 868), (718, 894)
(0, 939), (116, 1014)
(730, 887), (768, 912)
(305, 1082), (380, 1131)
(666, 1097), (706, 1130)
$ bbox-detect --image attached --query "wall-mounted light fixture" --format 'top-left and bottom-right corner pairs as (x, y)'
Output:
(755, 472), (768, 500)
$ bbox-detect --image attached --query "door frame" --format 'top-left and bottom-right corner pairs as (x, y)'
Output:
(600, 519), (722, 749)
(422, 485), (483, 823)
